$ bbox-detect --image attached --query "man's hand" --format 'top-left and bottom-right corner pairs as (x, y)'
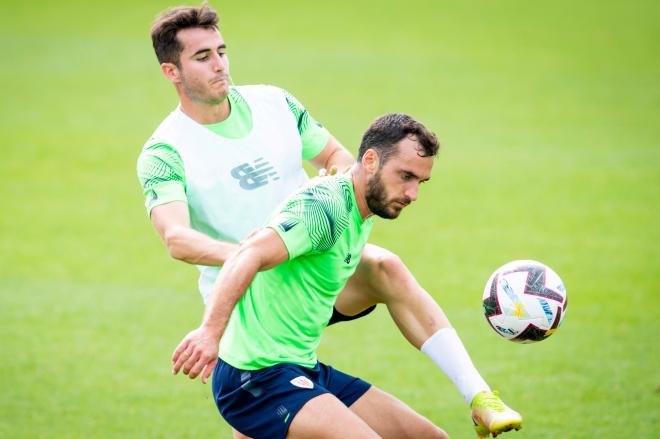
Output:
(310, 165), (339, 185)
(172, 326), (220, 384)
(317, 165), (338, 177)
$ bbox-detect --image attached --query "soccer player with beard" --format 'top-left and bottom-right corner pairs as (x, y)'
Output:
(172, 113), (450, 438)
(139, 4), (522, 438)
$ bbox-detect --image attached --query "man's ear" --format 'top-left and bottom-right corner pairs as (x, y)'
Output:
(161, 62), (182, 83)
(361, 149), (380, 175)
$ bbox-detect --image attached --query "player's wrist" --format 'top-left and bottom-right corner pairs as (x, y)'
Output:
(200, 320), (225, 339)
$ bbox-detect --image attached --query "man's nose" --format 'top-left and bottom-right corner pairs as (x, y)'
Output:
(211, 53), (226, 71)
(404, 184), (419, 202)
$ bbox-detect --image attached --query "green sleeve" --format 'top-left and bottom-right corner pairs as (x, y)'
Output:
(282, 89), (330, 160)
(136, 143), (187, 215)
(268, 179), (351, 259)
(268, 215), (313, 260)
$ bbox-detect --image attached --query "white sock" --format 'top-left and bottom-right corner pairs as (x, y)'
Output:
(420, 327), (490, 405)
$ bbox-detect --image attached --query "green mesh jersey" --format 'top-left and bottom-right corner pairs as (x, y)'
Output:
(219, 175), (374, 370)
(136, 86), (330, 214)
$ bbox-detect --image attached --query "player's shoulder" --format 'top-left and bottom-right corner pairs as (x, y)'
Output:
(142, 136), (172, 151)
(296, 175), (354, 218)
(139, 137), (179, 163)
(142, 107), (182, 150)
(232, 84), (307, 113)
(137, 140), (182, 170)
(232, 84), (287, 100)
(276, 176), (354, 253)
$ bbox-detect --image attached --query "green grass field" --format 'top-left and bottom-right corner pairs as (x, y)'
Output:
(2, 1), (658, 437)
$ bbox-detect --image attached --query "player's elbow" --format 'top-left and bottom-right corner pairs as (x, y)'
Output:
(167, 245), (187, 261)
(163, 227), (188, 261)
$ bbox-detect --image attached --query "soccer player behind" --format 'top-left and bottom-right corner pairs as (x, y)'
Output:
(141, 4), (523, 437)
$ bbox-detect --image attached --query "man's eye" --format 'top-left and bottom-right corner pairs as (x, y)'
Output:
(218, 51), (226, 57)
(197, 55), (208, 61)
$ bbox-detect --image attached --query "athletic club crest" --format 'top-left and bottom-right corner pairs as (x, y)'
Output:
(289, 376), (314, 389)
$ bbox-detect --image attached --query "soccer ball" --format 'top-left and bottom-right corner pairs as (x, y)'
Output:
(482, 260), (567, 343)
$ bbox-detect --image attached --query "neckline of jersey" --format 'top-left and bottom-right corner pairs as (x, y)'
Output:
(202, 87), (253, 139)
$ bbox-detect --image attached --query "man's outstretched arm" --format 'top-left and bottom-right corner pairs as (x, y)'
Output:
(171, 227), (289, 383)
(150, 136), (352, 267)
(138, 144), (237, 266)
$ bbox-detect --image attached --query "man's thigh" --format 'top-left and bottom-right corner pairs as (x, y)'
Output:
(349, 386), (449, 439)
(287, 393), (379, 439)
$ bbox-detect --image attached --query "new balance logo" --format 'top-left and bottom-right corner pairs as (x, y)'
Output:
(344, 253), (352, 264)
(230, 157), (280, 190)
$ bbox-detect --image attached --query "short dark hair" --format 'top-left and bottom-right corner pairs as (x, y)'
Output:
(357, 113), (439, 164)
(151, 3), (219, 66)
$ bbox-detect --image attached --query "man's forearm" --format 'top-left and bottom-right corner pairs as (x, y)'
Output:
(165, 225), (237, 266)
(201, 246), (261, 336)
(171, 224), (290, 382)
(170, 239), (275, 383)
(310, 135), (356, 173)
(324, 147), (355, 173)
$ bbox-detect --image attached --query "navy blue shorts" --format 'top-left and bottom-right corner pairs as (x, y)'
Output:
(211, 359), (372, 439)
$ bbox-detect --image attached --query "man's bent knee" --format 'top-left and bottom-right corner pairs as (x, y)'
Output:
(360, 246), (413, 302)
(372, 251), (405, 279)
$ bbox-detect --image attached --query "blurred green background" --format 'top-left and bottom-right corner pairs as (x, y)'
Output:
(1, 1), (658, 437)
